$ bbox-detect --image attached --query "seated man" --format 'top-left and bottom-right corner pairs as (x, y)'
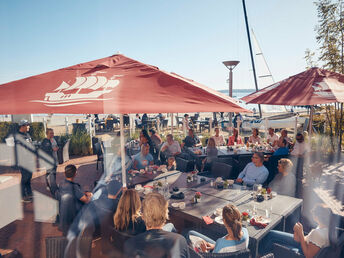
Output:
(273, 138), (289, 156)
(269, 158), (295, 197)
(64, 180), (123, 258)
(236, 152), (269, 186)
(161, 134), (181, 157)
(291, 133), (309, 156)
(278, 129), (292, 147)
(58, 165), (93, 234)
(59, 165), (92, 208)
(182, 129), (201, 148)
(133, 143), (154, 170)
(124, 193), (190, 258)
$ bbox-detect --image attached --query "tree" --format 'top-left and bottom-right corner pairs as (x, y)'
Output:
(307, 0), (344, 153)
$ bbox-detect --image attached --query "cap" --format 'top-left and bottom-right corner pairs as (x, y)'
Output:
(19, 120), (30, 126)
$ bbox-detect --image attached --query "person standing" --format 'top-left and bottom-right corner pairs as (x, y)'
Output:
(233, 113), (243, 129)
(11, 120), (35, 202)
(41, 128), (59, 196)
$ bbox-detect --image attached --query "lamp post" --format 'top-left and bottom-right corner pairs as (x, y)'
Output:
(223, 60), (239, 127)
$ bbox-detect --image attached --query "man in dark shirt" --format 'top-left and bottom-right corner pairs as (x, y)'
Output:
(64, 180), (123, 258)
(182, 129), (201, 148)
(58, 165), (93, 234)
(10, 120), (35, 202)
(124, 193), (190, 258)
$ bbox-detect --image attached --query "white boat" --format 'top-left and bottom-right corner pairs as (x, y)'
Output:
(242, 114), (307, 129)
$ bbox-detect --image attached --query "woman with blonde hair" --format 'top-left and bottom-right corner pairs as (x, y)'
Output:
(269, 158), (295, 197)
(187, 204), (249, 253)
(201, 137), (218, 172)
(114, 189), (146, 235)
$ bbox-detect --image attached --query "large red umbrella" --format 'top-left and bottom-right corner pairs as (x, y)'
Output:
(241, 67), (344, 106)
(0, 54), (250, 186)
(0, 54), (248, 114)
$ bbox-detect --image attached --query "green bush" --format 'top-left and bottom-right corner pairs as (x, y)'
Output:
(0, 122), (13, 142)
(69, 131), (91, 156)
(29, 122), (45, 141)
(0, 122), (44, 142)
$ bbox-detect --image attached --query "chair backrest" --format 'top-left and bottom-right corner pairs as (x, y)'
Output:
(211, 162), (233, 179)
(236, 155), (253, 174)
(62, 139), (70, 163)
(46, 236), (68, 258)
(58, 193), (77, 235)
(94, 142), (103, 157)
(176, 156), (194, 172)
(111, 229), (133, 252)
(201, 248), (251, 258)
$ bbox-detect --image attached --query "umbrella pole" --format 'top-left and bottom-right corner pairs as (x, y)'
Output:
(171, 113), (174, 135)
(120, 114), (127, 187)
(294, 115), (298, 139)
(308, 106), (314, 136)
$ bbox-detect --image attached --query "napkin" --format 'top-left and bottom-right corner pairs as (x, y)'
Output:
(250, 218), (267, 228)
(202, 216), (213, 225)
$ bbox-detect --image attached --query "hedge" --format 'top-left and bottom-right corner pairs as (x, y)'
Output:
(0, 122), (45, 142)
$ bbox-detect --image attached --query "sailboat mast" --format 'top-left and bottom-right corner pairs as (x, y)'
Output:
(242, 0), (262, 118)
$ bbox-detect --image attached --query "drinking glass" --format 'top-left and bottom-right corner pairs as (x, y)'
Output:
(242, 181), (247, 190)
(252, 204), (257, 216)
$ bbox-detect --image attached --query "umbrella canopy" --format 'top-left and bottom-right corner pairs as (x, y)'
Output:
(0, 54), (249, 114)
(241, 67), (344, 105)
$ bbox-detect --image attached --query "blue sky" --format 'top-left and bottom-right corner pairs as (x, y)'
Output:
(0, 0), (319, 90)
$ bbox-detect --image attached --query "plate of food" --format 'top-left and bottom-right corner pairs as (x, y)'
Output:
(214, 207), (223, 216)
(214, 216), (224, 224)
(253, 215), (271, 224)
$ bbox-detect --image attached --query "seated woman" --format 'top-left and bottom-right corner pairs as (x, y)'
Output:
(167, 156), (176, 171)
(269, 158), (295, 197)
(140, 129), (159, 162)
(149, 129), (162, 147)
(114, 189), (146, 235)
(259, 203), (332, 258)
(201, 137), (218, 172)
(228, 128), (243, 146)
(273, 138), (289, 156)
(133, 144), (154, 170)
(187, 204), (249, 253)
(248, 128), (261, 144)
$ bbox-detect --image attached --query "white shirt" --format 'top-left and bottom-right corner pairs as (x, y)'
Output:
(305, 227), (329, 248)
(291, 141), (309, 156)
(162, 141), (181, 156)
(212, 135), (225, 146)
(267, 134), (279, 145)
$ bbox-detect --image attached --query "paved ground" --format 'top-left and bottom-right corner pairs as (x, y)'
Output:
(0, 155), (106, 258)
(0, 152), (343, 257)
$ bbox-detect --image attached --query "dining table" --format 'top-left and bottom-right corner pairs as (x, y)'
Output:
(134, 170), (302, 257)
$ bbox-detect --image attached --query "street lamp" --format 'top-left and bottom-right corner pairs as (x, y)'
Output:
(223, 60), (240, 127)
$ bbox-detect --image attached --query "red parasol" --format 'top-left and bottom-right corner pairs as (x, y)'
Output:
(0, 54), (249, 114)
(241, 67), (344, 106)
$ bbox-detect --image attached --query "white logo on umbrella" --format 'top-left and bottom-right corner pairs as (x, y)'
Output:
(312, 81), (336, 100)
(31, 75), (121, 106)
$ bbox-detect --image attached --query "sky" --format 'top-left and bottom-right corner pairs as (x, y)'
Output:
(0, 0), (319, 91)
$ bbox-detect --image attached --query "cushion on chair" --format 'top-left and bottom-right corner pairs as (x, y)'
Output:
(200, 248), (251, 257)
